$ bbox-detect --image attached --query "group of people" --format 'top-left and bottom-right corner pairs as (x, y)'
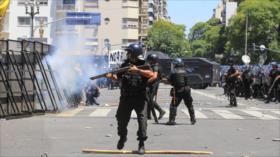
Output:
(222, 59), (280, 106)
(105, 43), (196, 154)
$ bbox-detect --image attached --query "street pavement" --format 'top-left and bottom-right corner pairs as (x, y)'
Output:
(0, 84), (279, 157)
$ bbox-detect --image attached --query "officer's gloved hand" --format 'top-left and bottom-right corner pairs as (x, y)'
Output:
(106, 73), (113, 79)
(128, 65), (140, 74)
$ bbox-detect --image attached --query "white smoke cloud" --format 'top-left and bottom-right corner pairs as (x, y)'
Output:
(44, 26), (108, 110)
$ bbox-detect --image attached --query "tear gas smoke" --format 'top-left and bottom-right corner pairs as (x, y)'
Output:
(44, 28), (108, 110)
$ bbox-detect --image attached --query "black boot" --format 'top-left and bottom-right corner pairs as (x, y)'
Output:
(190, 117), (196, 125)
(188, 107), (196, 125)
(117, 136), (127, 150)
(158, 110), (166, 120)
(166, 116), (176, 125)
(138, 141), (145, 155)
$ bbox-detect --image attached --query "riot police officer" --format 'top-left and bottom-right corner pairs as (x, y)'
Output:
(241, 65), (253, 100)
(165, 58), (196, 125)
(106, 43), (155, 154)
(146, 54), (166, 121)
(266, 62), (280, 103)
(225, 58), (240, 107)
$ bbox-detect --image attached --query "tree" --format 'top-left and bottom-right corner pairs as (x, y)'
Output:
(226, 0), (280, 63)
(146, 20), (190, 57)
(188, 18), (226, 59)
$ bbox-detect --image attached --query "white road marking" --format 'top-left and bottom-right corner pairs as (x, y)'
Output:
(163, 108), (169, 118)
(194, 110), (208, 119)
(131, 110), (137, 118)
(181, 109), (190, 118)
(211, 109), (243, 119)
(89, 108), (111, 117)
(57, 107), (84, 117)
(241, 110), (279, 120)
(271, 111), (280, 115)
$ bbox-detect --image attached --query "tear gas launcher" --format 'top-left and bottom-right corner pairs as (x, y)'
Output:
(90, 64), (150, 80)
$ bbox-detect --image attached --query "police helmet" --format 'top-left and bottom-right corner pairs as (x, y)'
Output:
(172, 58), (184, 68)
(125, 43), (144, 61)
(146, 54), (158, 63)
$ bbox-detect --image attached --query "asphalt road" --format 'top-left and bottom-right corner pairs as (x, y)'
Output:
(0, 85), (279, 157)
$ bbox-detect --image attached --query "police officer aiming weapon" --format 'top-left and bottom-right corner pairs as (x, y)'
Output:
(90, 64), (149, 80)
(104, 43), (156, 155)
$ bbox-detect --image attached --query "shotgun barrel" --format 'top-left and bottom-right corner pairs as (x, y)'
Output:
(90, 64), (149, 80)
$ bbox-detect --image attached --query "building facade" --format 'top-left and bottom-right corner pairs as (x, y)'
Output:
(213, 0), (237, 26)
(2, 0), (54, 43)
(1, 0), (168, 55)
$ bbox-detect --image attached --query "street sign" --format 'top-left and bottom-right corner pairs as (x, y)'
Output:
(66, 12), (101, 25)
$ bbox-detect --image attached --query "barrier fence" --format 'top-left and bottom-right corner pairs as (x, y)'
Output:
(0, 40), (62, 118)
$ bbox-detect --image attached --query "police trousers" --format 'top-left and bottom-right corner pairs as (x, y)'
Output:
(116, 95), (148, 141)
(169, 86), (194, 120)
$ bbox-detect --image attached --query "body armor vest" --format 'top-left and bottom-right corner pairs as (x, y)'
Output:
(119, 60), (148, 96)
(170, 69), (188, 88)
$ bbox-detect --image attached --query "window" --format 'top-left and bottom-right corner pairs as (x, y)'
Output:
(37, 0), (48, 6)
(18, 17), (31, 26)
(122, 18), (138, 29)
(35, 17), (48, 27)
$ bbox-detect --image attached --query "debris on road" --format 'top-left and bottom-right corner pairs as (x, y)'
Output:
(272, 138), (280, 142)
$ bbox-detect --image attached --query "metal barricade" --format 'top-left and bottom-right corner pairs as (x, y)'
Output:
(0, 40), (61, 118)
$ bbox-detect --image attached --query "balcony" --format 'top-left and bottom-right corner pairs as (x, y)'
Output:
(122, 0), (138, 8)
(122, 24), (138, 29)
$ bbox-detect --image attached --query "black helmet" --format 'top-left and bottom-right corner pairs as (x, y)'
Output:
(172, 58), (184, 68)
(146, 54), (158, 63)
(125, 43), (144, 61)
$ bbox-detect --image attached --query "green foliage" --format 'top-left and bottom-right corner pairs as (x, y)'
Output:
(188, 0), (280, 63)
(227, 0), (280, 63)
(188, 18), (226, 59)
(146, 20), (190, 57)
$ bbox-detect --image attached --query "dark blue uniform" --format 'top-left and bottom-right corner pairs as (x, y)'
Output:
(146, 63), (165, 120)
(167, 68), (196, 125)
(116, 59), (149, 142)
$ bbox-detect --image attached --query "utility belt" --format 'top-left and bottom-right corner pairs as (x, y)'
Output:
(170, 86), (190, 97)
